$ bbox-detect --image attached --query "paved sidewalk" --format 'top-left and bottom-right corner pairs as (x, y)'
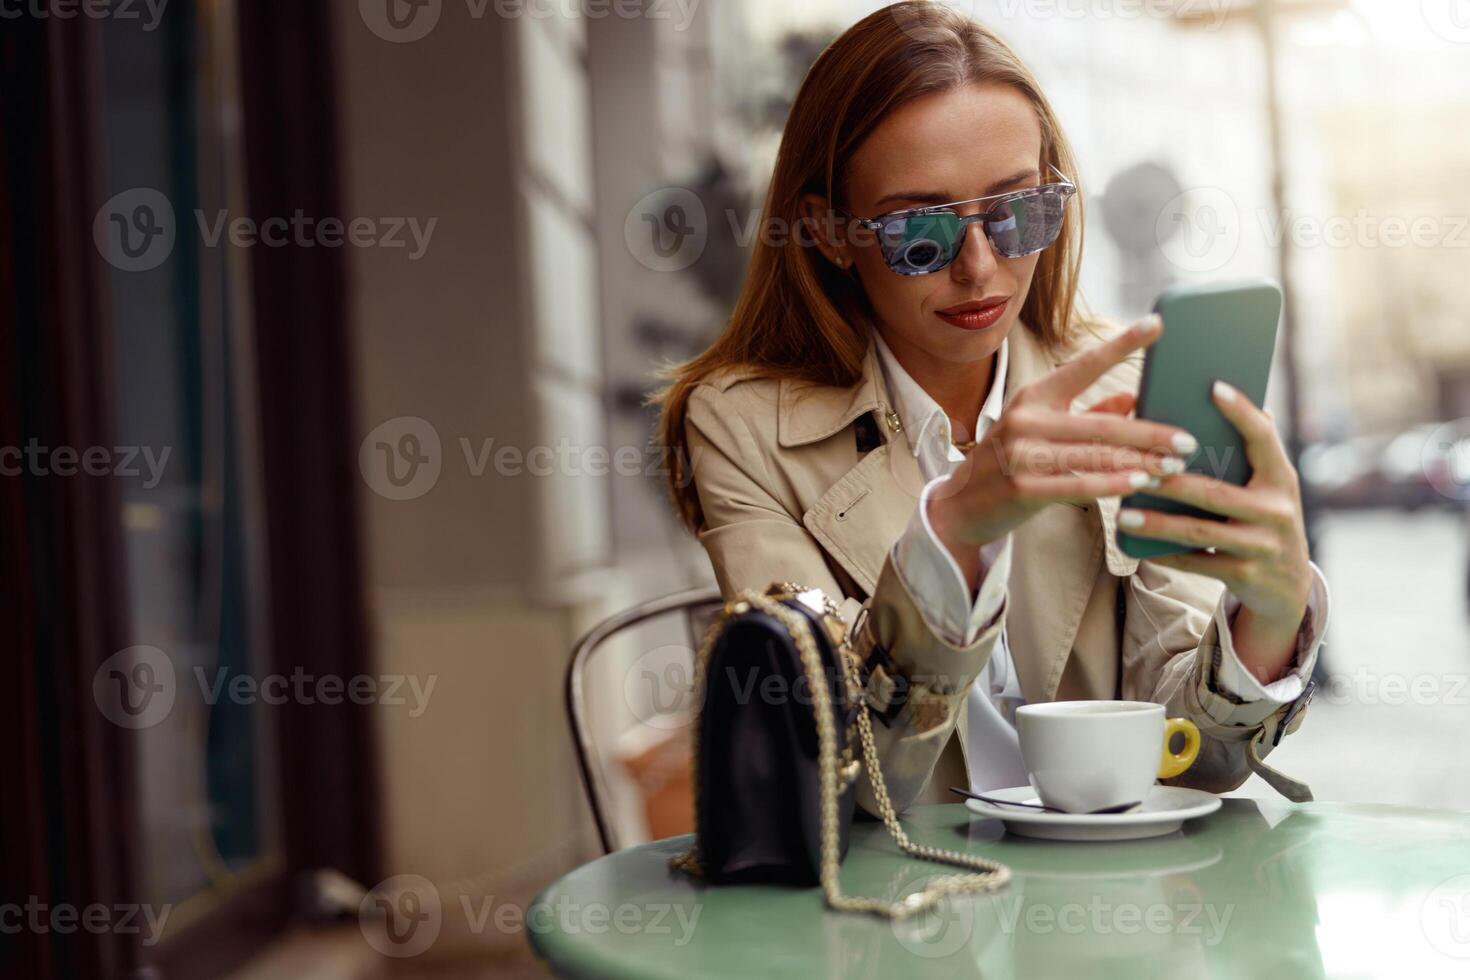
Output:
(1227, 507), (1470, 811)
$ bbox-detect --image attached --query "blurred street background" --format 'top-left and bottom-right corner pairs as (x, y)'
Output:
(5, 1), (1469, 977)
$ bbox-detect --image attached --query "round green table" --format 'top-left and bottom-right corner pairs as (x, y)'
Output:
(529, 799), (1470, 979)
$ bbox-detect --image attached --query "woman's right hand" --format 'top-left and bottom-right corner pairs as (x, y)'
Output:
(928, 315), (1199, 585)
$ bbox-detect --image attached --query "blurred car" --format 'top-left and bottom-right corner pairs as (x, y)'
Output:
(1300, 433), (1396, 509)
(1302, 422), (1470, 511)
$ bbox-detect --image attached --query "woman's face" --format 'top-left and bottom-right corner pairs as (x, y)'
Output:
(824, 81), (1047, 371)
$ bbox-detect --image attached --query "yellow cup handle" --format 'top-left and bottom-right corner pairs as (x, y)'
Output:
(1157, 717), (1200, 779)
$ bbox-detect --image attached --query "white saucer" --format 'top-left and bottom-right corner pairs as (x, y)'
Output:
(962, 785), (1222, 841)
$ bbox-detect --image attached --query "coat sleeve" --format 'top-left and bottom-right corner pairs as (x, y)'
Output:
(684, 382), (1007, 815)
(1119, 557), (1322, 800)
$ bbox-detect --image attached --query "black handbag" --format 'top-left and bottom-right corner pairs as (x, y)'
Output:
(671, 583), (1011, 918)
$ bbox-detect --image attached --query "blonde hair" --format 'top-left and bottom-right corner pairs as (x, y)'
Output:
(652, 1), (1095, 531)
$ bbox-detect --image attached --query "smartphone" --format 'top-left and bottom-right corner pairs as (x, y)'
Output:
(1116, 278), (1283, 559)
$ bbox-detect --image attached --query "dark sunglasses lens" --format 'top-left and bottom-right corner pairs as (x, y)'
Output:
(987, 188), (1069, 258)
(880, 212), (962, 276)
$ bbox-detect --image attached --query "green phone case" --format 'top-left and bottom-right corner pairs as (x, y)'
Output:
(1116, 279), (1283, 559)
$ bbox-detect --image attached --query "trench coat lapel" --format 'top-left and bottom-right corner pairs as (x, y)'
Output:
(792, 342), (928, 598)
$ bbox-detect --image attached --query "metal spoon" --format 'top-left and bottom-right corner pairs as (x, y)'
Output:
(950, 786), (1141, 815)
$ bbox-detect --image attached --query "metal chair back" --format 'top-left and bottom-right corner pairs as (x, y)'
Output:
(565, 586), (723, 852)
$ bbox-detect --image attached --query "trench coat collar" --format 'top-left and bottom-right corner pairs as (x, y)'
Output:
(776, 341), (888, 449)
(777, 323), (1051, 448)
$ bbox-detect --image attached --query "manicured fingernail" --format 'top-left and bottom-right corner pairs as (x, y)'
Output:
(1172, 431), (1199, 455)
(1128, 471), (1154, 489)
(1134, 315), (1162, 337)
(1213, 380), (1236, 403)
(1160, 456), (1187, 475)
(1118, 508), (1145, 528)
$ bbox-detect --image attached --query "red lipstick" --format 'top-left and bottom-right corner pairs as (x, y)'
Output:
(936, 296), (1010, 331)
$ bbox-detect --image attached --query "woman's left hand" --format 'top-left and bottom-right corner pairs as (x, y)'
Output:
(1116, 379), (1312, 644)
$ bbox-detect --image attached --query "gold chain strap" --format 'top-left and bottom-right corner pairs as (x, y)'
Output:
(672, 585), (1011, 919)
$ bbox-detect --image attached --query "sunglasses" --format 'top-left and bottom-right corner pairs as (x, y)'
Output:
(842, 165), (1077, 276)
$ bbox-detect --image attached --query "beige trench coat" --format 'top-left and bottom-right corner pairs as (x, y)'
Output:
(683, 318), (1315, 816)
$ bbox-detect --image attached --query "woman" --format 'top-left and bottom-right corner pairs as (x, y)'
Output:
(653, 2), (1329, 816)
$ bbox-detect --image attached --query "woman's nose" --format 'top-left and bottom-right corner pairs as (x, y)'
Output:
(949, 218), (998, 284)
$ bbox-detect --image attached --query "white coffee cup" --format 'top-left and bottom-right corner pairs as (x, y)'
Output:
(1014, 700), (1201, 813)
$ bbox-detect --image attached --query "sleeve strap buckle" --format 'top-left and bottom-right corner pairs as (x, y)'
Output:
(859, 642), (910, 726)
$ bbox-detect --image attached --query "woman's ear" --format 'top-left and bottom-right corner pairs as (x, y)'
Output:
(798, 193), (853, 271)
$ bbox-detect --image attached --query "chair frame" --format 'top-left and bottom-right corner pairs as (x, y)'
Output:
(565, 586), (723, 853)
